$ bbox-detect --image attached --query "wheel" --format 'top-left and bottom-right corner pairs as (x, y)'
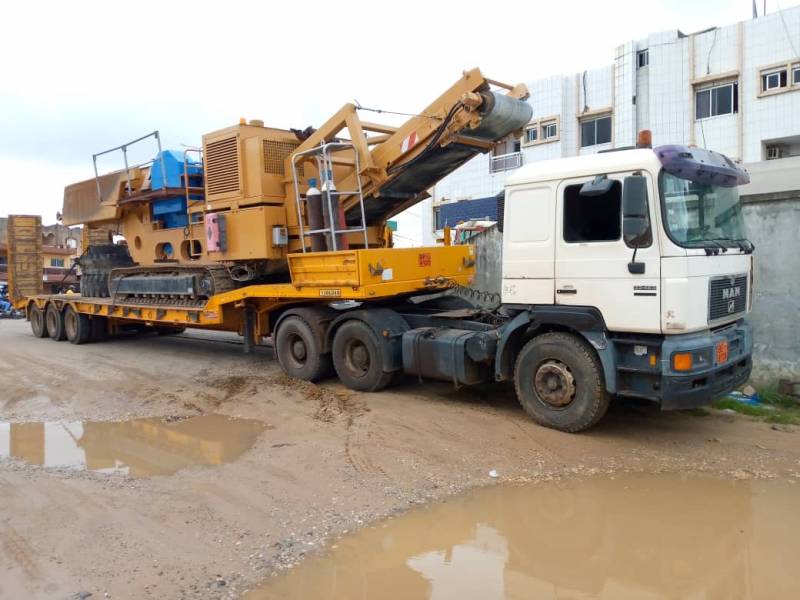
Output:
(275, 316), (332, 382)
(90, 316), (108, 342)
(64, 305), (92, 345)
(45, 303), (66, 341)
(332, 320), (394, 392)
(514, 332), (609, 432)
(29, 304), (49, 338)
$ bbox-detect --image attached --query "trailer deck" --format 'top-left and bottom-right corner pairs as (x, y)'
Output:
(22, 245), (476, 336)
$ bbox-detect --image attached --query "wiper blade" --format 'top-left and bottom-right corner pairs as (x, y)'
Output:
(735, 238), (755, 254)
(704, 239), (728, 253)
(710, 237), (754, 253)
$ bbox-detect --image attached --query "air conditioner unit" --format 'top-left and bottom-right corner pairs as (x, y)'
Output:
(766, 144), (785, 160)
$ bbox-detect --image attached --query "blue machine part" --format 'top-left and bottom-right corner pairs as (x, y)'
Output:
(153, 197), (188, 229)
(150, 149), (203, 229)
(151, 150), (203, 190)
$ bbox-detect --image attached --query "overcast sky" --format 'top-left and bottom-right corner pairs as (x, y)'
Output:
(1, 0), (797, 221)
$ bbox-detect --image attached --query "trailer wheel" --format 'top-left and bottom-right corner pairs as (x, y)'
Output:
(514, 332), (609, 432)
(275, 316), (332, 382)
(45, 304), (67, 341)
(90, 316), (108, 342)
(332, 320), (393, 392)
(29, 304), (49, 338)
(64, 305), (92, 345)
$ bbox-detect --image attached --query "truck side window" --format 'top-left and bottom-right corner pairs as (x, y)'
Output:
(563, 181), (622, 242)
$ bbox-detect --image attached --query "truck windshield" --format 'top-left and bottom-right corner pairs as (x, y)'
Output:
(660, 171), (748, 248)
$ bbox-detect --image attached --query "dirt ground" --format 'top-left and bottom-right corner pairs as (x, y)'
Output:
(1, 318), (798, 599)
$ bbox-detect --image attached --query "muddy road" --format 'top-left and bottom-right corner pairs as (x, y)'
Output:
(1, 318), (798, 599)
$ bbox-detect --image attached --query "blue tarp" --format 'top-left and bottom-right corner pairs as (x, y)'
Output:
(436, 196), (498, 229)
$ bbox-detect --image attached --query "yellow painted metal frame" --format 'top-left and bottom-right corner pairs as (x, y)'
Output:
(25, 245), (476, 339)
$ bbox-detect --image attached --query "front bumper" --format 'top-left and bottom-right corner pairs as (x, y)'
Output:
(659, 320), (752, 410)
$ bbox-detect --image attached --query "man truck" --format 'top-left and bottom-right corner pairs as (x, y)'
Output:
(11, 70), (754, 432)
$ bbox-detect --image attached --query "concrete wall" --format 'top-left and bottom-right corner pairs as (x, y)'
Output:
(467, 225), (503, 306)
(741, 157), (800, 382)
(742, 198), (800, 382)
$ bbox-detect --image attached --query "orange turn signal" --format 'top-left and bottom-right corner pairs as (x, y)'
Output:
(672, 352), (693, 371)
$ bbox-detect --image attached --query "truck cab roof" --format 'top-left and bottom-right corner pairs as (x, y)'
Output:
(506, 148), (661, 187)
(506, 144), (749, 188)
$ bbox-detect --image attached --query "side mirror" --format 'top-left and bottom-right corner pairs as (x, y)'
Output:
(580, 174), (614, 197)
(622, 175), (651, 248)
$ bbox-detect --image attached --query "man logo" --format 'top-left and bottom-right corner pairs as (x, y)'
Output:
(721, 287), (741, 300)
(728, 299), (736, 313)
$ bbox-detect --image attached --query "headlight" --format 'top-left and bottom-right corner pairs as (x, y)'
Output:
(671, 348), (713, 372)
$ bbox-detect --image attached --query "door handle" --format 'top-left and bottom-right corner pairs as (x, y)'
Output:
(556, 288), (577, 295)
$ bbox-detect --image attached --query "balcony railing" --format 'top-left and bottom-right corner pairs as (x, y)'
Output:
(490, 151), (523, 173)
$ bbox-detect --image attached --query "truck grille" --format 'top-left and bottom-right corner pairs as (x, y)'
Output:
(709, 274), (747, 322)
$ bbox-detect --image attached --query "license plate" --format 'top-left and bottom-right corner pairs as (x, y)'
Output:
(716, 340), (729, 364)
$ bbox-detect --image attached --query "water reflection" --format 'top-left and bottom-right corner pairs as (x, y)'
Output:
(247, 474), (800, 599)
(0, 414), (268, 477)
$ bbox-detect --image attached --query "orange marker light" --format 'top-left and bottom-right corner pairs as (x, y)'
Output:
(672, 352), (693, 371)
(649, 354), (657, 367)
(637, 129), (652, 148)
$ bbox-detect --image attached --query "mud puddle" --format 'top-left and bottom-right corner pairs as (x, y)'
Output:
(0, 414), (268, 477)
(247, 473), (800, 599)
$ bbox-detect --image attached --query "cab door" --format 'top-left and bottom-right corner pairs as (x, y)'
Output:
(554, 171), (661, 333)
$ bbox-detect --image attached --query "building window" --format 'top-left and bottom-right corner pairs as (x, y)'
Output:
(761, 68), (788, 92)
(523, 116), (560, 146)
(794, 65), (800, 85)
(637, 49), (649, 69)
(695, 82), (738, 120)
(50, 258), (65, 267)
(563, 180), (621, 242)
(0, 255), (7, 266)
(580, 115), (612, 147)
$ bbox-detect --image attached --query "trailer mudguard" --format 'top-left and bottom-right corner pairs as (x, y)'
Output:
(328, 308), (410, 372)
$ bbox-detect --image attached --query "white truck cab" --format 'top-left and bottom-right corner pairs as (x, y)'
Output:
(498, 143), (753, 419)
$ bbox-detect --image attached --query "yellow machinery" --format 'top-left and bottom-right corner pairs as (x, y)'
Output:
(59, 69), (530, 301)
(18, 69), (531, 396)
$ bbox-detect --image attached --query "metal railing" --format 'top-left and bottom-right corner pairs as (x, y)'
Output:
(489, 151), (523, 174)
(92, 131), (165, 202)
(290, 142), (369, 252)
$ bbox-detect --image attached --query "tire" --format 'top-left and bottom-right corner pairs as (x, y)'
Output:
(29, 304), (49, 338)
(275, 316), (332, 382)
(90, 316), (108, 342)
(514, 332), (609, 432)
(332, 320), (394, 392)
(45, 303), (67, 341)
(64, 305), (91, 345)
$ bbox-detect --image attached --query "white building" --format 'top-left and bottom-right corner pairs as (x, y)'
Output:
(430, 6), (800, 233)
